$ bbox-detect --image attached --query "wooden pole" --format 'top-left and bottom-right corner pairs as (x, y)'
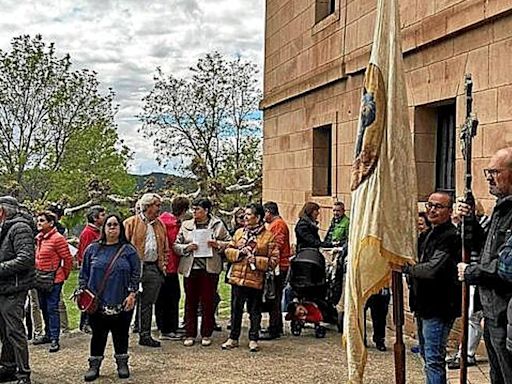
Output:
(392, 271), (406, 384)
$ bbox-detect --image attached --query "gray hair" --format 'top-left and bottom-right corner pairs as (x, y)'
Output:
(138, 193), (162, 213)
(0, 196), (19, 220)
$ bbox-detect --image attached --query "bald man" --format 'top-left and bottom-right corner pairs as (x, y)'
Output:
(457, 147), (512, 383)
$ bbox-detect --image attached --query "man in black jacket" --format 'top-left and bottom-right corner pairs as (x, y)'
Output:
(458, 147), (512, 383)
(403, 191), (461, 384)
(0, 196), (35, 384)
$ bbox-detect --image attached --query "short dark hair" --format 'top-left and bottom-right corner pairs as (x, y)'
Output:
(263, 201), (279, 216)
(192, 198), (212, 215)
(99, 214), (129, 245)
(333, 201), (345, 209)
(86, 205), (105, 224)
(172, 196), (190, 216)
(37, 211), (58, 226)
(432, 191), (454, 207)
(299, 202), (320, 219)
(246, 203), (265, 224)
(47, 203), (64, 218)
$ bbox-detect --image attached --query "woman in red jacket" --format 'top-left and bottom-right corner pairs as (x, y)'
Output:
(33, 211), (73, 352)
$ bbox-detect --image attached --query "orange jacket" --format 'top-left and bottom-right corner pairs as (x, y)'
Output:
(267, 217), (292, 270)
(225, 227), (279, 290)
(35, 227), (73, 284)
(124, 214), (168, 273)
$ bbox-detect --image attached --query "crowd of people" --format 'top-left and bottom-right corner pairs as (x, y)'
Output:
(0, 147), (512, 384)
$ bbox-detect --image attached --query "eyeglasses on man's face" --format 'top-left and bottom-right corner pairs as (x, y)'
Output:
(483, 168), (507, 178)
(425, 202), (451, 210)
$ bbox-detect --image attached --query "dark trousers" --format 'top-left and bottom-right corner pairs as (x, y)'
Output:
(483, 320), (512, 384)
(89, 311), (133, 356)
(138, 263), (163, 339)
(0, 291), (30, 379)
(37, 283), (63, 342)
(229, 285), (262, 341)
(184, 270), (218, 338)
(155, 273), (181, 334)
(365, 291), (390, 344)
(267, 270), (287, 336)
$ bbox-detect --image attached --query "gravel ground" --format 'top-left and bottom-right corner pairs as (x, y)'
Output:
(28, 320), (426, 384)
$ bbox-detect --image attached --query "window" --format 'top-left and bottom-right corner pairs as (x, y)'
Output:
(312, 125), (332, 196)
(435, 105), (456, 194)
(413, 101), (456, 200)
(315, 0), (336, 23)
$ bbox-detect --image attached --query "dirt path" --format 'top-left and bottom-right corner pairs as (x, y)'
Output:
(28, 320), (426, 384)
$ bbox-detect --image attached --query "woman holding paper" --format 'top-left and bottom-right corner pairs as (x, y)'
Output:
(221, 203), (279, 352)
(174, 198), (231, 347)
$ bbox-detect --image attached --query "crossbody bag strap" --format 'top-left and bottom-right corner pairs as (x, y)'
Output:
(96, 244), (127, 298)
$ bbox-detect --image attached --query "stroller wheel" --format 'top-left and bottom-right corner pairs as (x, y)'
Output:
(291, 321), (302, 336)
(315, 325), (326, 338)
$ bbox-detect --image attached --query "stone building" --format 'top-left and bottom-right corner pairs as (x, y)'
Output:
(261, 0), (512, 234)
(261, 0), (512, 343)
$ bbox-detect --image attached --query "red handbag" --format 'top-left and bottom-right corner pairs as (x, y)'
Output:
(76, 245), (126, 314)
(77, 288), (98, 314)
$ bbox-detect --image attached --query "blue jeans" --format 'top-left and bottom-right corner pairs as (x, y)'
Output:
(417, 316), (454, 384)
(38, 283), (63, 342)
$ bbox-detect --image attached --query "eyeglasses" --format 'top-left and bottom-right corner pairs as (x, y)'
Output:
(483, 168), (507, 178)
(425, 202), (451, 210)
(106, 222), (119, 228)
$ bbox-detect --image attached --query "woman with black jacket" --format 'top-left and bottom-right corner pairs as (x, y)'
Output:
(294, 202), (333, 251)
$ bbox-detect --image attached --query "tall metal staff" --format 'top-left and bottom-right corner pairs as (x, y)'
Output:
(459, 74), (478, 384)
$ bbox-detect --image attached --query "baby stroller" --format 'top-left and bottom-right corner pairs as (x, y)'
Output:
(286, 247), (340, 338)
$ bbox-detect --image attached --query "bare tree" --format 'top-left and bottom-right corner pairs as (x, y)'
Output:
(139, 51), (262, 206)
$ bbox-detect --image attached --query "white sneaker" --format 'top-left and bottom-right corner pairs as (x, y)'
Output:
(201, 337), (212, 347)
(249, 340), (259, 352)
(183, 338), (195, 347)
(221, 338), (239, 350)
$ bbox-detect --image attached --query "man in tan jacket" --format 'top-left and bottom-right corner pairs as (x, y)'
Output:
(124, 193), (168, 348)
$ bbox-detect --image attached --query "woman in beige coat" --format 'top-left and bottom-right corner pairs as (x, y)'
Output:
(173, 198), (230, 347)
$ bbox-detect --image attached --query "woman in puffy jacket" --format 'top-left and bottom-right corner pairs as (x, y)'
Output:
(33, 211), (73, 353)
(221, 203), (278, 352)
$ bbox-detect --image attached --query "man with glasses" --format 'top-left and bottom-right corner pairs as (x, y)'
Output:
(457, 147), (512, 383)
(401, 191), (461, 384)
(124, 193), (168, 348)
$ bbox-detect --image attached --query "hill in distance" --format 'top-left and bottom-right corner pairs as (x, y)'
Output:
(132, 172), (197, 194)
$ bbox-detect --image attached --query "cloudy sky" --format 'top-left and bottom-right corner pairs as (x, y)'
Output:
(0, 0), (264, 174)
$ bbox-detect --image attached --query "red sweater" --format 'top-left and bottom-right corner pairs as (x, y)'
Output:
(159, 212), (181, 274)
(267, 217), (292, 270)
(77, 224), (101, 265)
(35, 227), (73, 284)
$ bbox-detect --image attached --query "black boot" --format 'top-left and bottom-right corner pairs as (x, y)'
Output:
(114, 354), (130, 379)
(84, 356), (103, 382)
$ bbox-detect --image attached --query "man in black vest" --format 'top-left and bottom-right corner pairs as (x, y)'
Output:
(458, 147), (512, 383)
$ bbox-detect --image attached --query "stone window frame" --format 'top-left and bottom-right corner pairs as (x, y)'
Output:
(312, 0), (340, 35)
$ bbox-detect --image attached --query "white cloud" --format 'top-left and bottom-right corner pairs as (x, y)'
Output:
(0, 0), (264, 174)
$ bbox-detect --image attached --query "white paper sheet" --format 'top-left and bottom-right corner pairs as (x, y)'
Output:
(192, 229), (214, 258)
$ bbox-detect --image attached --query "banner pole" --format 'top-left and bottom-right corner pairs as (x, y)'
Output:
(392, 271), (406, 384)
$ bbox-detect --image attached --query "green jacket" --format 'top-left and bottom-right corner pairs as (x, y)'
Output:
(324, 215), (350, 244)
